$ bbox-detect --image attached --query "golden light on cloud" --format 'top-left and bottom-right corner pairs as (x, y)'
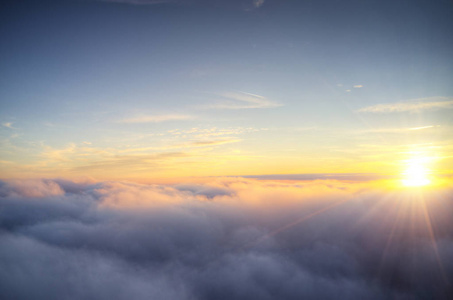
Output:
(401, 156), (432, 187)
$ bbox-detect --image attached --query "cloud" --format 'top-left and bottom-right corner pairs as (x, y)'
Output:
(36, 143), (192, 177)
(95, 0), (266, 10)
(69, 152), (189, 173)
(253, 0), (265, 8)
(0, 179), (65, 198)
(3, 125), (262, 178)
(358, 125), (440, 134)
(1, 177), (452, 299)
(200, 92), (282, 110)
(245, 173), (393, 181)
(408, 125), (437, 131)
(353, 85), (363, 88)
(357, 97), (453, 113)
(117, 139), (242, 154)
(96, 0), (177, 5)
(119, 114), (195, 123)
(2, 122), (15, 129)
(189, 139), (242, 147)
(168, 127), (260, 138)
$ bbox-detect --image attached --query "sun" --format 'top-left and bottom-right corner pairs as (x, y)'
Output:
(401, 157), (431, 187)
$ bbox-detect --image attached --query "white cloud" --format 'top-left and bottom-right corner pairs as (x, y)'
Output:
(353, 85), (363, 88)
(1, 177), (452, 300)
(356, 97), (453, 113)
(253, 0), (265, 8)
(200, 92), (281, 110)
(408, 125), (437, 131)
(2, 122), (15, 129)
(96, 0), (176, 5)
(188, 139), (242, 147)
(119, 114), (195, 123)
(358, 125), (439, 134)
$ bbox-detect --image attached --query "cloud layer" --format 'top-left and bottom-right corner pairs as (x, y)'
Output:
(1, 178), (452, 299)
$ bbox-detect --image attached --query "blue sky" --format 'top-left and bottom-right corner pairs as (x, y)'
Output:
(1, 0), (452, 180)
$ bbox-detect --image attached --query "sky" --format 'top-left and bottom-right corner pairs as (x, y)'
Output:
(1, 2), (453, 299)
(1, 0), (452, 181)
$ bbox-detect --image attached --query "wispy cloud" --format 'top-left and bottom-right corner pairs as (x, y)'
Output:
(70, 152), (189, 173)
(119, 114), (195, 123)
(353, 85), (363, 88)
(2, 122), (16, 129)
(96, 0), (266, 10)
(356, 97), (453, 113)
(168, 127), (260, 138)
(408, 125), (437, 131)
(119, 138), (242, 153)
(37, 142), (191, 176)
(96, 0), (177, 5)
(253, 0), (265, 8)
(359, 125), (439, 134)
(200, 92), (282, 110)
(189, 139), (242, 147)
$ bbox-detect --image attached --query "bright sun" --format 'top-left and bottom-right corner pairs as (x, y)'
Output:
(402, 158), (431, 187)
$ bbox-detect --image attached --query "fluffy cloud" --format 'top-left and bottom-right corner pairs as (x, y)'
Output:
(1, 178), (452, 299)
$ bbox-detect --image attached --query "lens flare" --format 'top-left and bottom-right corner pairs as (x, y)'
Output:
(402, 157), (431, 187)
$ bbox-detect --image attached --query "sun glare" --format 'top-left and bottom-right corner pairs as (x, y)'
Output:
(402, 157), (431, 187)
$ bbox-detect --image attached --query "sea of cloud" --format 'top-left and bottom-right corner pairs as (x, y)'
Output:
(1, 177), (452, 299)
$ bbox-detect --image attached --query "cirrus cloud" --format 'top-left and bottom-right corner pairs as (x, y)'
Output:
(119, 114), (195, 123)
(199, 92), (282, 110)
(357, 97), (453, 113)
